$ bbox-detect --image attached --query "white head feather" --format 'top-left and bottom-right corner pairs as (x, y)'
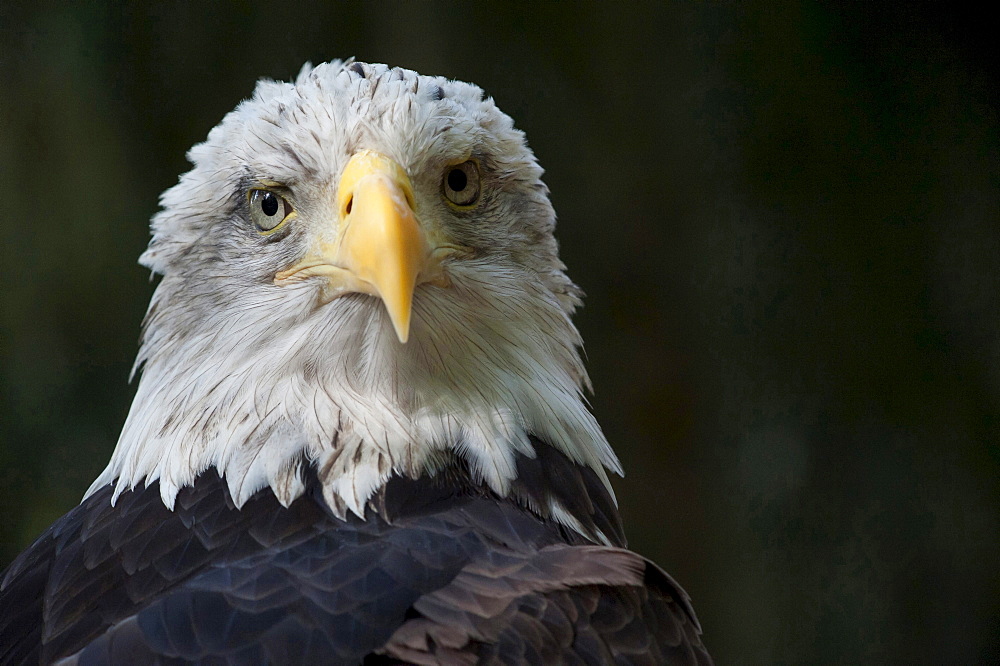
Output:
(87, 61), (621, 526)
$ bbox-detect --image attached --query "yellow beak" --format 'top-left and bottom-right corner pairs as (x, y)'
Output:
(274, 151), (431, 343)
(332, 151), (429, 343)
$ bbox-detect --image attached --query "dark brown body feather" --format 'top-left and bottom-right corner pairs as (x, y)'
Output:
(0, 443), (710, 665)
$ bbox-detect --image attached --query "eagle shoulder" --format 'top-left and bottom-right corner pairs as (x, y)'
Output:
(379, 544), (710, 665)
(0, 446), (709, 665)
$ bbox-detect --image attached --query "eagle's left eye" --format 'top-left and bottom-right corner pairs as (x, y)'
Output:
(442, 161), (481, 207)
(249, 189), (294, 234)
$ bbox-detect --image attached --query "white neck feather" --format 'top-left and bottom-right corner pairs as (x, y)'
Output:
(87, 258), (621, 522)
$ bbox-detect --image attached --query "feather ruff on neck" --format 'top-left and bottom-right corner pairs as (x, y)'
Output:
(88, 258), (620, 522)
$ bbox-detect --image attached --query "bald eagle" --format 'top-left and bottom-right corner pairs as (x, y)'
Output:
(0, 61), (711, 665)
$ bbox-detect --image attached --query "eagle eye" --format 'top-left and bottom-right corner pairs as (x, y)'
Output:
(442, 160), (480, 207)
(249, 189), (294, 234)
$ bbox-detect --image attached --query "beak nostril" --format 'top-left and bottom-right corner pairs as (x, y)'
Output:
(345, 195), (353, 215)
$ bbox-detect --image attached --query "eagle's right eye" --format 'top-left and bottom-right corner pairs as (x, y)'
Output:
(249, 189), (294, 234)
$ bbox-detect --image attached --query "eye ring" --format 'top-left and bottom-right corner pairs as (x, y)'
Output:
(248, 188), (295, 234)
(442, 160), (481, 207)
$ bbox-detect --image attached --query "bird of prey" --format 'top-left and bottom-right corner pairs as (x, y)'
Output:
(0, 61), (711, 665)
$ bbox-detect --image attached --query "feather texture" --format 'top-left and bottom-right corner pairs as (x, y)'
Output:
(2, 449), (708, 664)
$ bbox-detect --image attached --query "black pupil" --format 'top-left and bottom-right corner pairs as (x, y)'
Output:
(261, 192), (279, 216)
(447, 168), (467, 192)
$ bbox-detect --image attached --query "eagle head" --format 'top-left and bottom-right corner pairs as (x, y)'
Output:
(89, 61), (621, 530)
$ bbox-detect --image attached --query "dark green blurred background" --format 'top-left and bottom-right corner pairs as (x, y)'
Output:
(1, 2), (997, 662)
